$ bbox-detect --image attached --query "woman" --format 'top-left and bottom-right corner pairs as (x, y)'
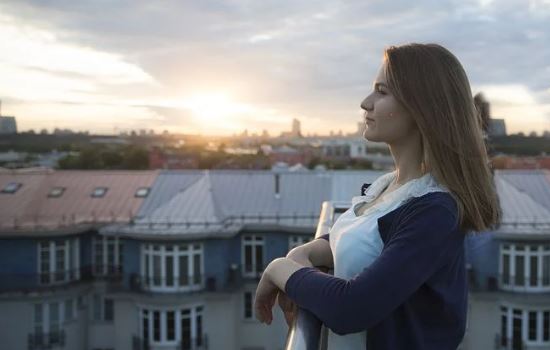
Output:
(254, 43), (501, 350)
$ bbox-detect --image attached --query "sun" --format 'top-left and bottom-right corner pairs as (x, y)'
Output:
(182, 93), (252, 126)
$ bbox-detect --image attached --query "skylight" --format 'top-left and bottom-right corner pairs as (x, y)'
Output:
(135, 187), (150, 198)
(91, 187), (108, 198)
(1, 182), (22, 194)
(48, 187), (66, 198)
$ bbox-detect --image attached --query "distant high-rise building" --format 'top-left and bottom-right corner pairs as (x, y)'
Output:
(488, 118), (507, 137)
(0, 116), (17, 134)
(291, 118), (301, 137)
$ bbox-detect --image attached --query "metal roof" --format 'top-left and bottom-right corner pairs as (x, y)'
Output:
(3, 168), (549, 239)
(0, 169), (158, 234)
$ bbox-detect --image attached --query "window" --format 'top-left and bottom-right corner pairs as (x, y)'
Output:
(135, 187), (150, 198)
(500, 305), (550, 346)
(242, 235), (264, 277)
(500, 243), (550, 291)
(91, 187), (108, 198)
(243, 292), (254, 320)
(1, 182), (22, 194)
(33, 299), (76, 347)
(92, 294), (114, 322)
(288, 235), (312, 251)
(93, 236), (123, 275)
(48, 187), (65, 198)
(141, 243), (203, 292)
(38, 238), (80, 284)
(140, 305), (204, 348)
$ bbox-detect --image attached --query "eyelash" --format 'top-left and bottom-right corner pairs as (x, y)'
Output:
(375, 86), (386, 95)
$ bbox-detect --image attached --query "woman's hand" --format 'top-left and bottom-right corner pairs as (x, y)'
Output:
(277, 291), (297, 327)
(254, 257), (307, 325)
(254, 271), (279, 325)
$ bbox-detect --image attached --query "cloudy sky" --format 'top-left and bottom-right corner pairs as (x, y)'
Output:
(0, 0), (549, 136)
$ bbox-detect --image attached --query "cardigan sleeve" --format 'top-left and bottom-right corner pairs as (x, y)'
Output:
(284, 198), (461, 335)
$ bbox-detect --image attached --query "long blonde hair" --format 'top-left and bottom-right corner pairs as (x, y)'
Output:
(383, 43), (501, 233)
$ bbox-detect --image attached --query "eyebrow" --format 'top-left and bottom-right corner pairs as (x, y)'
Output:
(373, 82), (388, 89)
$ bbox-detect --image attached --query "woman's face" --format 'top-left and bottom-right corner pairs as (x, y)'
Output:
(360, 63), (418, 144)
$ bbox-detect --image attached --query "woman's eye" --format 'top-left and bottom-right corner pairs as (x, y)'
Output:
(376, 87), (386, 95)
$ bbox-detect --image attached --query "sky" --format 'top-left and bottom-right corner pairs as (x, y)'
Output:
(0, 0), (549, 136)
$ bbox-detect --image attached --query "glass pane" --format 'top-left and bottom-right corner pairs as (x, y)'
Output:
(55, 243), (66, 282)
(530, 256), (538, 286)
(193, 254), (201, 284)
(255, 245), (264, 273)
(528, 311), (537, 340)
(107, 239), (115, 273)
(145, 255), (150, 285)
(166, 256), (174, 287)
(153, 311), (161, 342)
(503, 254), (510, 285)
(179, 256), (189, 286)
(40, 248), (50, 284)
(244, 245), (252, 273)
(94, 238), (104, 274)
(153, 255), (161, 286)
(166, 311), (175, 341)
(142, 310), (149, 341)
(544, 311), (549, 341)
(543, 256), (550, 285)
(196, 314), (203, 346)
(181, 315), (191, 350)
(515, 256), (525, 286)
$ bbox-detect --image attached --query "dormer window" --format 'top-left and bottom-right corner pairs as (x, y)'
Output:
(48, 187), (65, 198)
(91, 187), (108, 198)
(135, 187), (150, 198)
(1, 182), (22, 194)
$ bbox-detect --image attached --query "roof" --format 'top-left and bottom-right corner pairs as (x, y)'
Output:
(2, 168), (550, 240)
(492, 169), (550, 238)
(0, 169), (158, 235)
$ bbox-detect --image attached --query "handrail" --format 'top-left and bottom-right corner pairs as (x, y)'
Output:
(284, 201), (350, 350)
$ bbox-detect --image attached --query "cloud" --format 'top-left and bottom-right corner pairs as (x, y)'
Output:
(0, 0), (548, 135)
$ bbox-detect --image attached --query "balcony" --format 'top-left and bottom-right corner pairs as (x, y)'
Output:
(0, 267), (95, 294)
(132, 335), (208, 350)
(28, 330), (65, 350)
(494, 333), (526, 350)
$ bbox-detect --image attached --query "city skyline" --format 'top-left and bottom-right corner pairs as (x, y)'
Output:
(0, 0), (549, 136)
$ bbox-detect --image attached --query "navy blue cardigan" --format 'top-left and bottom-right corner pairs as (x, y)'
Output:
(285, 185), (468, 350)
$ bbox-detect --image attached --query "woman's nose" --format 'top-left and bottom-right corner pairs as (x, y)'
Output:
(361, 96), (373, 111)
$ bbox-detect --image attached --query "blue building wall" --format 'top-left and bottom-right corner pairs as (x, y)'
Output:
(122, 239), (141, 288)
(80, 233), (93, 268)
(0, 238), (38, 291)
(464, 231), (499, 289)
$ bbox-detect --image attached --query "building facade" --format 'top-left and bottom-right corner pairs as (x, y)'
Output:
(0, 168), (549, 350)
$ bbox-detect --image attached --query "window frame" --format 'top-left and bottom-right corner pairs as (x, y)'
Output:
(139, 305), (204, 347)
(500, 304), (550, 346)
(141, 243), (204, 292)
(1, 182), (22, 194)
(37, 238), (80, 285)
(499, 242), (550, 292)
(92, 235), (123, 276)
(241, 234), (264, 278)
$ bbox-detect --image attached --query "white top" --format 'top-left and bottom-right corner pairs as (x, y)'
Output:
(327, 170), (450, 350)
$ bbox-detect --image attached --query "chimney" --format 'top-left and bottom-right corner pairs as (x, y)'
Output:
(274, 173), (280, 199)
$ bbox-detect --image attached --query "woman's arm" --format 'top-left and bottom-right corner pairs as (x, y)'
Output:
(284, 197), (462, 335)
(286, 235), (333, 269)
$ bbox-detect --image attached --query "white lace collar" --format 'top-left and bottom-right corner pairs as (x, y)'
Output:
(351, 170), (450, 216)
